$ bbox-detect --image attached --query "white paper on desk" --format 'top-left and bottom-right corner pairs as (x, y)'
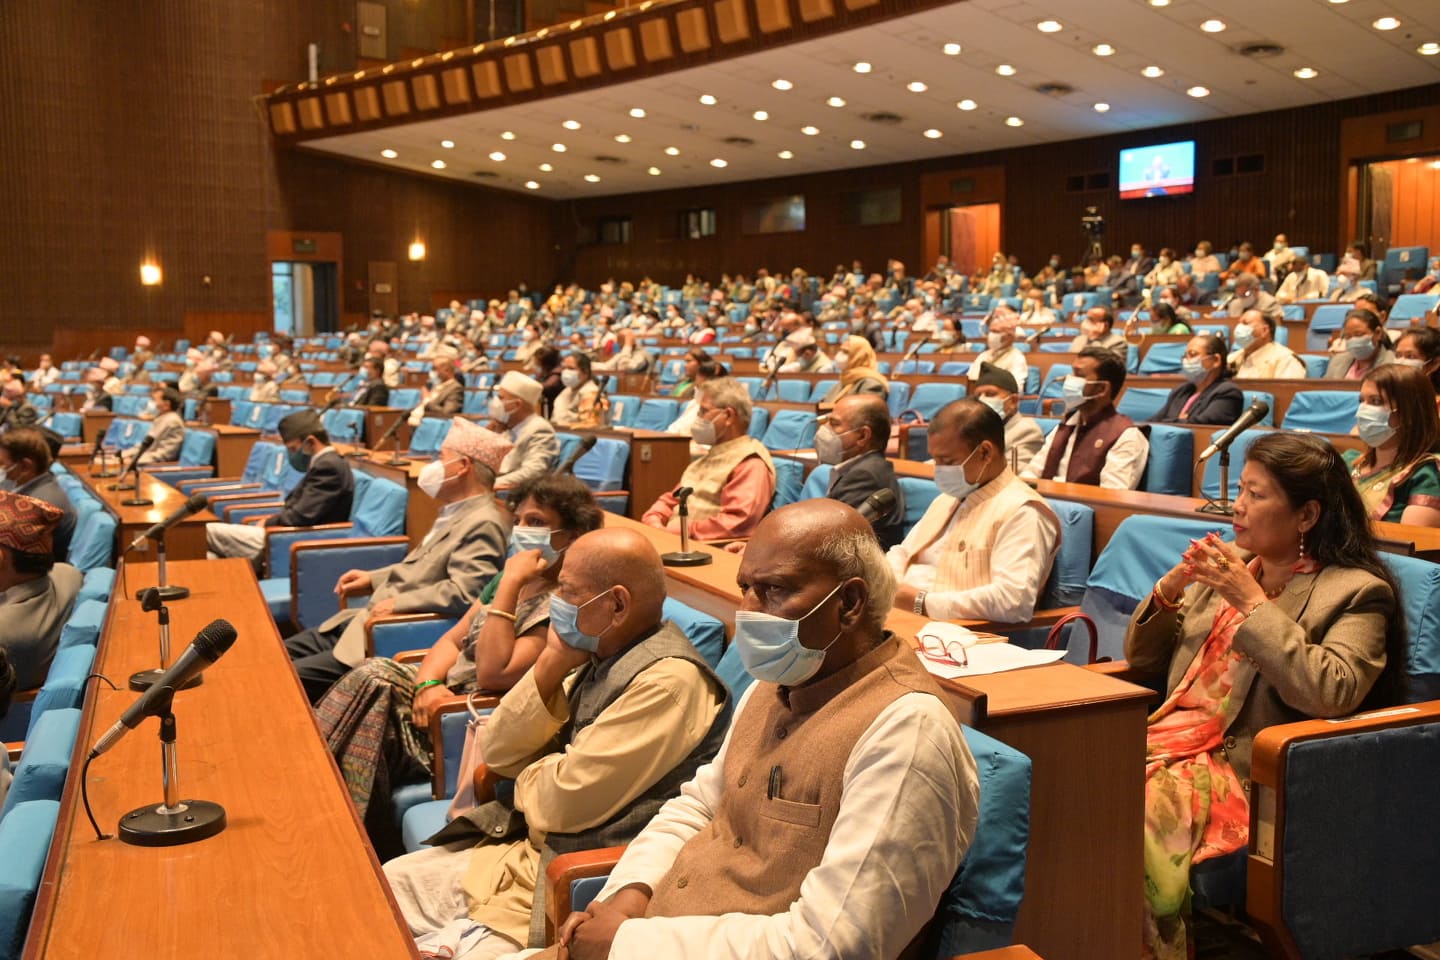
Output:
(914, 642), (1065, 679)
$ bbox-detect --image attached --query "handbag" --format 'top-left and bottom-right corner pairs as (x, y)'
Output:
(444, 691), (493, 821)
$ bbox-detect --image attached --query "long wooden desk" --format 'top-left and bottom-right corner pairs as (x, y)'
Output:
(80, 410), (114, 446)
(600, 513), (1149, 960)
(69, 465), (216, 563)
(23, 560), (418, 959)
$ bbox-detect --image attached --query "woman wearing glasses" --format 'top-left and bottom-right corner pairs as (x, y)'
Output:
(1124, 433), (1402, 959)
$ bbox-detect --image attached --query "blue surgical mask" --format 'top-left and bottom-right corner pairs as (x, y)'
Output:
(1354, 402), (1396, 447)
(549, 589), (614, 653)
(1061, 375), (1092, 412)
(1181, 357), (1208, 383)
(1232, 324), (1255, 349)
(510, 526), (557, 563)
(1346, 336), (1376, 361)
(732, 582), (844, 686)
(935, 446), (983, 500)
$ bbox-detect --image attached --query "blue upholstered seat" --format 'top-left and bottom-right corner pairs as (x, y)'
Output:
(760, 410), (817, 451)
(0, 799), (62, 960)
(1282, 391), (1358, 434)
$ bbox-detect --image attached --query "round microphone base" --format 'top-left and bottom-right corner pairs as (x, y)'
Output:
(345, 450), (371, 459)
(387, 457), (412, 467)
(136, 585), (191, 602)
(662, 551), (713, 567)
(118, 799), (226, 847)
(108, 482), (138, 492)
(120, 498), (154, 507)
(91, 470), (120, 479)
(1195, 499), (1235, 517)
(128, 669), (203, 693)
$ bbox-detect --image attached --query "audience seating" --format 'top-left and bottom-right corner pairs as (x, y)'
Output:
(407, 417), (451, 456)
(759, 409), (818, 451)
(1137, 342), (1186, 375)
(1387, 292), (1439, 326)
(1139, 424), (1195, 497)
(323, 407), (368, 445)
(1115, 387), (1170, 423)
(1305, 305), (1349, 352)
(1200, 428), (1267, 500)
(1280, 391), (1358, 434)
(0, 799), (62, 960)
(635, 398), (680, 431)
(140, 431), (217, 487)
(284, 536), (411, 631)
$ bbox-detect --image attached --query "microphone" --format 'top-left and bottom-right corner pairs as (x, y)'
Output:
(90, 618), (237, 758)
(673, 485), (693, 499)
(857, 488), (898, 525)
(125, 492), (208, 552)
(560, 435), (598, 474)
(898, 331), (932, 368)
(1198, 399), (1270, 462)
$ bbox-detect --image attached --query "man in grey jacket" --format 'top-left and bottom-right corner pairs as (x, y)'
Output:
(284, 419), (513, 703)
(489, 371), (559, 490)
(0, 490), (81, 690)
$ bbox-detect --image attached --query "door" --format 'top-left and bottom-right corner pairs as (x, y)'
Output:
(938, 202), (1001, 277)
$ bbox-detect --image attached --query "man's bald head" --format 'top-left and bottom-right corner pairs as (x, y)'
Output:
(562, 527), (667, 639)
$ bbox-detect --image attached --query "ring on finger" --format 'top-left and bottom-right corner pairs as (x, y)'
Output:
(1213, 555), (1230, 569)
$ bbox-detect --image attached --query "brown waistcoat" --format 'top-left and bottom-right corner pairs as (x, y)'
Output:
(1040, 404), (1134, 485)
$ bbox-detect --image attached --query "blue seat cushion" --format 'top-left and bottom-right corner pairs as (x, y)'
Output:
(77, 567), (116, 604)
(259, 576), (292, 623)
(58, 599), (107, 650)
(401, 799), (452, 853)
(1, 708), (82, 819)
(0, 799), (61, 960)
(392, 781), (434, 831)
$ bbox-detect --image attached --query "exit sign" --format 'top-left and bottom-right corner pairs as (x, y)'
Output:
(292, 238), (317, 254)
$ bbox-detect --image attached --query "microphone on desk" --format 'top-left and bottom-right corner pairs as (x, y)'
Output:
(374, 412), (410, 466)
(559, 435), (598, 474)
(109, 435), (154, 495)
(1198, 399), (1270, 462)
(662, 485), (712, 567)
(897, 331), (932, 370)
(125, 493), (208, 553)
(857, 488), (898, 525)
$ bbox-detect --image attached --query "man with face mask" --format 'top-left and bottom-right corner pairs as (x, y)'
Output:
(490, 371), (559, 489)
(551, 502), (978, 960)
(1067, 305), (1127, 357)
(1022, 347), (1149, 489)
(889, 399), (1059, 622)
(1111, 243), (1155, 306)
(1276, 255), (1330, 304)
(249, 360), (281, 403)
(971, 309), (1029, 391)
(1263, 233), (1296, 277)
(1227, 309), (1306, 379)
(285, 418), (512, 703)
(969, 363), (1044, 466)
(814, 395), (905, 549)
(205, 410), (355, 569)
(0, 379), (39, 432)
(642, 378), (775, 541)
(123, 387), (185, 467)
(0, 491), (80, 692)
(1224, 274), (1282, 324)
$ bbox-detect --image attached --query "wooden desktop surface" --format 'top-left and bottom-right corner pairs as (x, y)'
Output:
(69, 466), (215, 562)
(23, 560), (418, 960)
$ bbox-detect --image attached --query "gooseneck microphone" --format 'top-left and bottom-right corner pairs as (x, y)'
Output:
(559, 435), (598, 474)
(1198, 399), (1270, 462)
(125, 492), (208, 552)
(857, 488), (898, 525)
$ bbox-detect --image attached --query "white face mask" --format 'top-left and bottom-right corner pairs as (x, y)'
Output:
(489, 396), (511, 423)
(692, 412), (720, 446)
(977, 395), (1008, 420)
(561, 369), (582, 389)
(834, 352), (850, 372)
(416, 457), (455, 499)
(986, 333), (1006, 352)
(934, 446), (983, 500)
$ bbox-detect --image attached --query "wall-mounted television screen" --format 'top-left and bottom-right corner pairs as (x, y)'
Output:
(1119, 140), (1195, 199)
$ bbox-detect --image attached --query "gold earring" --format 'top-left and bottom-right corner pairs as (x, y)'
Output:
(1298, 529), (1306, 561)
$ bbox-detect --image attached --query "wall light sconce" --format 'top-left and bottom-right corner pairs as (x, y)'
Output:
(140, 262), (163, 286)
(408, 241), (427, 261)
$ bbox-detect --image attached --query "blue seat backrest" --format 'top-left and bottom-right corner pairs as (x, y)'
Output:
(1381, 553), (1440, 703)
(1116, 387), (1171, 422)
(0, 798), (62, 960)
(1138, 341), (1186, 375)
(660, 598), (726, 669)
(770, 457), (805, 509)
(886, 382), (913, 419)
(807, 380), (838, 403)
(1282, 392), (1359, 434)
(67, 509), (116, 572)
(49, 412), (81, 441)
(322, 408), (367, 444)
(898, 476), (939, 535)
(1388, 293), (1439, 325)
(389, 388), (420, 409)
(1241, 391), (1276, 426)
(800, 464), (832, 501)
(635, 399), (680, 431)
(1307, 305), (1350, 352)
(177, 430), (215, 466)
(748, 407), (769, 438)
(1040, 500), (1093, 608)
(1298, 354), (1329, 379)
(573, 438), (630, 492)
(908, 383), (966, 420)
(1381, 246), (1428, 290)
(409, 417), (451, 456)
(1200, 428), (1268, 500)
(760, 410), (817, 451)
(353, 476), (407, 537)
(1, 708), (82, 820)
(1140, 424), (1195, 497)
(773, 379), (811, 403)
(714, 642), (756, 702)
(734, 377), (765, 401)
(894, 360), (936, 376)
(606, 394), (642, 428)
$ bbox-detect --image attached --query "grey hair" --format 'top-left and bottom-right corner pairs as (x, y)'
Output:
(811, 526), (896, 635)
(699, 377), (754, 429)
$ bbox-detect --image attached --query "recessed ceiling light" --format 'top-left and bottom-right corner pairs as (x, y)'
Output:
(1420, 42), (1440, 55)
(1036, 19), (1063, 32)
(850, 139), (866, 149)
(524, 181), (540, 189)
(853, 61), (872, 74)
(801, 125), (820, 135)
(629, 107), (647, 118)
(778, 149), (794, 159)
(664, 146), (680, 156)
(539, 163), (554, 172)
(1293, 66), (1319, 79)
(1094, 102), (1111, 113)
(500, 131), (516, 140)
(1005, 116), (1024, 127)
(827, 96), (846, 108)
(440, 139), (455, 149)
(1373, 16), (1401, 30)
(1431, 160), (1440, 170)
(699, 94), (717, 105)
(995, 64), (1017, 76)
(583, 174), (600, 182)
(710, 158), (728, 168)
(380, 149), (398, 159)
(614, 133), (632, 143)
(1149, 0), (1170, 6)
(562, 119), (581, 130)
(753, 110), (769, 121)
(552, 143), (567, 152)
(648, 167), (662, 175)
(772, 79), (793, 91)
(923, 128), (943, 139)
(431, 159), (446, 169)
(1093, 43), (1116, 56)
(1142, 65), (1165, 77)
(907, 81), (928, 92)
(943, 42), (962, 55)
(488, 151), (506, 161)
(1200, 19), (1226, 32)
(957, 99), (978, 111)
(1187, 85), (1210, 97)
(1328, 0), (1349, 3)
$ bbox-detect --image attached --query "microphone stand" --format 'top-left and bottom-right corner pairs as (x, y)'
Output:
(1195, 449), (1235, 516)
(345, 417), (369, 459)
(92, 438), (119, 479)
(116, 694), (226, 847)
(139, 534), (192, 602)
(661, 489), (713, 567)
(129, 593), (203, 692)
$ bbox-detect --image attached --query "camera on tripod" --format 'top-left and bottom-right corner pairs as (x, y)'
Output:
(1081, 207), (1105, 237)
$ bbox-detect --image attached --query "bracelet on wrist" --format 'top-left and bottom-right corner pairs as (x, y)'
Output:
(1152, 583), (1183, 611)
(412, 679), (445, 697)
(489, 608), (517, 623)
(913, 591), (928, 617)
(1240, 599), (1266, 621)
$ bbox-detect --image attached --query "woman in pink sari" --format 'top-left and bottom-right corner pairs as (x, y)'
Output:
(1125, 433), (1404, 959)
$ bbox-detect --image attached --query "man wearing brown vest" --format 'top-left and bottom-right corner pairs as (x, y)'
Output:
(554, 501), (979, 960)
(1021, 346), (1149, 489)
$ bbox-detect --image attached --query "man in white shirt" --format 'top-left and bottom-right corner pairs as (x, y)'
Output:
(548, 501), (978, 960)
(1262, 234), (1296, 277)
(489, 371), (559, 489)
(28, 355), (59, 389)
(1187, 241), (1222, 280)
(1275, 256), (1329, 303)
(971, 310), (1029, 392)
(1228, 310), (1307, 379)
(889, 399), (1059, 622)
(1021, 347), (1149, 489)
(969, 363), (1045, 467)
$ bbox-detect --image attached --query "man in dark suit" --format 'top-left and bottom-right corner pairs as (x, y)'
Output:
(205, 410), (355, 570)
(349, 357), (390, 407)
(0, 380), (39, 432)
(815, 394), (906, 549)
(0, 428), (77, 562)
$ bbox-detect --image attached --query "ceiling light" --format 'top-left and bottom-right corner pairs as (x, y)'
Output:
(1293, 66), (1319, 79)
(539, 163), (554, 171)
(648, 167), (662, 175)
(524, 181), (540, 189)
(827, 96), (846, 107)
(440, 139), (455, 148)
(853, 61), (872, 73)
(1142, 65), (1165, 77)
(778, 150), (794, 159)
(1420, 42), (1440, 55)
(1036, 19), (1063, 32)
(500, 131), (516, 140)
(664, 146), (680, 156)
(850, 139), (866, 149)
(710, 158), (728, 168)
(1328, 0), (1349, 3)
(1094, 102), (1111, 113)
(562, 119), (581, 129)
(1005, 116), (1024, 127)
(552, 143), (567, 152)
(753, 110), (769, 121)
(430, 159), (446, 169)
(1373, 16), (1401, 30)
(583, 174), (600, 182)
(1149, 0), (1170, 6)
(380, 149), (398, 159)
(1431, 161), (1440, 170)
(1200, 19), (1226, 32)
(699, 94), (717, 105)
(488, 151), (507, 161)
(1187, 85), (1210, 97)
(801, 125), (820, 135)
(139, 262), (162, 286)
(772, 79), (793, 91)
(629, 107), (647, 118)
(907, 81), (928, 92)
(943, 42), (962, 55)
(614, 133), (632, 143)
(995, 64), (1017, 76)
(956, 99), (977, 110)
(923, 128), (943, 139)
(407, 242), (426, 261)
(1093, 43), (1116, 56)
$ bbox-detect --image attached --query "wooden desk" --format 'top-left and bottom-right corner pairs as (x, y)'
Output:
(23, 560), (417, 960)
(362, 406), (410, 452)
(195, 424), (262, 477)
(81, 410), (114, 446)
(69, 466), (216, 562)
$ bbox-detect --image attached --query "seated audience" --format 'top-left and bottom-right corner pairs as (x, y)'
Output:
(125, 387), (185, 465)
(1019, 286), (1057, 328)
(1276, 255), (1329, 303)
(489, 371), (560, 489)
(1224, 274), (1282, 324)
(1325, 308), (1395, 380)
(350, 357), (391, 407)
(0, 379), (39, 432)
(1335, 241), (1378, 286)
(1343, 365), (1440, 527)
(815, 394), (906, 549)
(1394, 327), (1440, 398)
(1262, 233), (1297, 276)
(285, 420), (513, 703)
(318, 474), (603, 856)
(384, 526), (730, 959)
(666, 360), (726, 443)
(1187, 241), (1221, 280)
(0, 491), (80, 690)
(1228, 309), (1306, 379)
(972, 311), (1029, 391)
(1068, 306), (1127, 356)
(29, 354), (59, 389)
(819, 335), (888, 404)
(79, 368), (112, 412)
(531, 346), (564, 415)
(98, 356), (125, 396)
(1126, 432), (1399, 958)
(1022, 347), (1149, 489)
(890, 398), (1059, 622)
(552, 352), (603, 428)
(670, 349), (711, 402)
(1219, 243), (1266, 285)
(249, 362), (281, 402)
(1144, 248), (1183, 289)
(416, 357), (465, 422)
(969, 363), (1045, 466)
(548, 501), (978, 960)
(0, 428), (77, 561)
(1150, 300), (1192, 335)
(596, 329), (652, 373)
(642, 377), (775, 541)
(778, 335), (834, 375)
(205, 411), (355, 569)
(1152, 334), (1243, 425)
